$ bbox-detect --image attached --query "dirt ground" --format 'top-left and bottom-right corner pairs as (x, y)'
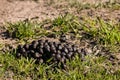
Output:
(0, 0), (120, 49)
(0, 0), (119, 25)
(0, 0), (59, 25)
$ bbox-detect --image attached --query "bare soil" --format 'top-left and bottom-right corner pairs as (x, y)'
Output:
(0, 0), (59, 25)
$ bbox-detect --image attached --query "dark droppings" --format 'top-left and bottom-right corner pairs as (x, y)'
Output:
(16, 39), (88, 68)
(15, 38), (110, 69)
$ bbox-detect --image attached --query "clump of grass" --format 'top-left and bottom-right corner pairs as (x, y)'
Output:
(51, 14), (80, 36)
(81, 17), (120, 45)
(6, 21), (38, 39)
(5, 14), (81, 40)
(97, 18), (120, 45)
(0, 52), (36, 79)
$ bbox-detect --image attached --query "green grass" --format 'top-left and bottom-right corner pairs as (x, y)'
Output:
(6, 14), (81, 40)
(6, 21), (38, 39)
(6, 14), (120, 46)
(6, 20), (52, 40)
(81, 17), (120, 45)
(6, 14), (120, 50)
(79, 17), (120, 52)
(0, 52), (120, 80)
(52, 14), (80, 35)
(46, 14), (120, 48)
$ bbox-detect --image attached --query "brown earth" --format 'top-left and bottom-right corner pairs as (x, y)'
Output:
(0, 0), (120, 49)
(0, 0), (59, 25)
(0, 0), (119, 25)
